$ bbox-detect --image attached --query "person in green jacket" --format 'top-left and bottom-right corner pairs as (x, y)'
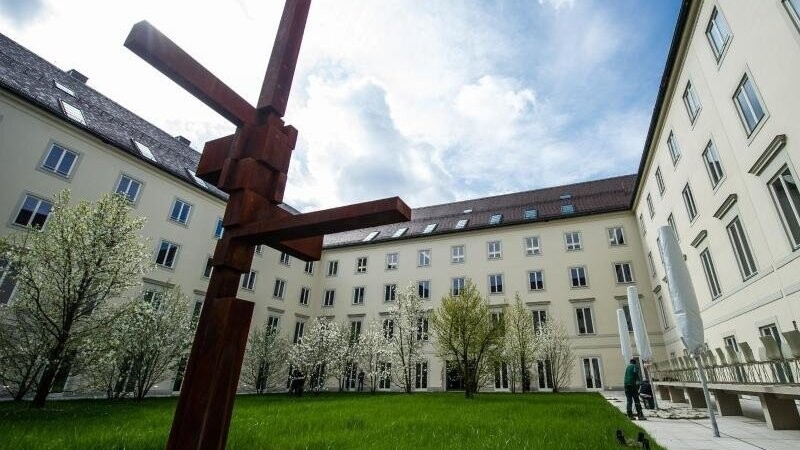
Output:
(624, 359), (646, 420)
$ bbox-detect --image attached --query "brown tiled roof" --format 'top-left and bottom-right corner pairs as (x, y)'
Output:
(323, 174), (637, 248)
(0, 33), (227, 200)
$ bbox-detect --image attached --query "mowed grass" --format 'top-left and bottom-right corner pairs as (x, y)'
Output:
(0, 392), (662, 449)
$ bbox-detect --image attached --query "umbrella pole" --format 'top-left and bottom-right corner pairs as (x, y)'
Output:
(693, 355), (720, 437)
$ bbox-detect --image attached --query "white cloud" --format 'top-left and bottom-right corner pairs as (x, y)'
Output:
(538, 0), (576, 10)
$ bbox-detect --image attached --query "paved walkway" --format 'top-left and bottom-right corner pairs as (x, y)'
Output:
(604, 392), (800, 450)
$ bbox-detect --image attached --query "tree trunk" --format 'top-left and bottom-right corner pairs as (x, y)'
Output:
(31, 340), (67, 408)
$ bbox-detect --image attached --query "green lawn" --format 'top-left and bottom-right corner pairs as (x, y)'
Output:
(0, 392), (661, 449)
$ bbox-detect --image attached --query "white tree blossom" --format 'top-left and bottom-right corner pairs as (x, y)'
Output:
(0, 190), (151, 407)
(241, 320), (289, 394)
(355, 320), (391, 393)
(499, 294), (540, 393)
(0, 301), (50, 400)
(388, 283), (426, 393)
(538, 319), (575, 393)
(288, 318), (343, 393)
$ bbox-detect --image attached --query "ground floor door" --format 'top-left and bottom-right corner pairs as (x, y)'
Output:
(494, 362), (509, 390)
(536, 360), (552, 390)
(582, 357), (603, 390)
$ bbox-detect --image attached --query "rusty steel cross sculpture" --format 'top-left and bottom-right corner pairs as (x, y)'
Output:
(124, 1), (410, 448)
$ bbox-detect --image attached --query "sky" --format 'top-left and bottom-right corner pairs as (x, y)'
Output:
(0, 0), (681, 212)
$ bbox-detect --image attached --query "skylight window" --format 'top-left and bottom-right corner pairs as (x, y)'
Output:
(392, 227), (408, 238)
(187, 169), (208, 188)
(559, 193), (572, 200)
(54, 81), (75, 97)
(561, 204), (576, 214)
(455, 219), (469, 229)
(363, 231), (379, 242)
(489, 214), (502, 225)
(524, 209), (538, 220)
(59, 100), (85, 125)
(133, 140), (157, 162)
(463, 208), (473, 214)
(422, 223), (437, 234)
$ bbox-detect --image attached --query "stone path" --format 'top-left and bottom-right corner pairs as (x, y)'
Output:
(604, 392), (800, 450)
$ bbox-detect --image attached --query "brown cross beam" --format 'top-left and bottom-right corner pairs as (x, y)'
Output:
(124, 2), (411, 448)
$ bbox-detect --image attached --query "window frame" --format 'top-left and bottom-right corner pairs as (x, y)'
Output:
(241, 270), (257, 291)
(575, 306), (596, 335)
(667, 213), (680, 242)
(655, 167), (666, 196)
(726, 216), (758, 281)
(352, 286), (366, 305)
(733, 73), (768, 138)
(528, 270), (545, 291)
(168, 198), (193, 226)
(702, 140), (726, 189)
(59, 99), (86, 125)
(487, 241), (502, 260)
(451, 245), (465, 264)
(667, 131), (682, 165)
(418, 280), (431, 299)
(682, 183), (699, 222)
(356, 256), (368, 273)
(384, 284), (397, 302)
(299, 286), (310, 306)
(115, 173), (143, 204)
(323, 289), (336, 307)
(569, 266), (588, 288)
(646, 193), (655, 218)
(608, 227), (626, 247)
(273, 278), (286, 299)
(418, 249), (431, 267)
(488, 273), (504, 295)
(682, 80), (702, 124)
(613, 262), (635, 284)
(525, 236), (542, 256)
(699, 247), (723, 299)
(11, 193), (53, 229)
(451, 277), (465, 296)
(40, 143), (79, 179)
(564, 231), (582, 251)
(705, 6), (732, 62)
(327, 260), (339, 277)
(768, 165), (800, 250)
(155, 239), (180, 269)
(386, 252), (399, 270)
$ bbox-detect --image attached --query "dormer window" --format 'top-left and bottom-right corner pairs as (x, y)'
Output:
(422, 223), (437, 234)
(59, 99), (85, 125)
(559, 193), (572, 200)
(54, 81), (75, 97)
(392, 227), (408, 238)
(133, 140), (157, 162)
(561, 204), (575, 214)
(524, 209), (538, 220)
(489, 214), (502, 225)
(455, 219), (469, 229)
(463, 208), (473, 214)
(363, 231), (379, 242)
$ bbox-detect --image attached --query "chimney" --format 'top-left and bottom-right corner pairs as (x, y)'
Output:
(175, 135), (191, 146)
(66, 69), (88, 83)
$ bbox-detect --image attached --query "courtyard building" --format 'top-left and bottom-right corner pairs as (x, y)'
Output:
(0, 0), (798, 395)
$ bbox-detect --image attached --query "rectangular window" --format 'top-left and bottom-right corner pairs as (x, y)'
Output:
(639, 214), (647, 236)
(323, 289), (335, 307)
(489, 274), (504, 294)
(706, 6), (731, 61)
(451, 277), (465, 296)
(614, 262), (635, 283)
(363, 231), (379, 242)
(648, 251), (656, 277)
(266, 316), (280, 334)
(576, 307), (595, 335)
(702, 141), (725, 187)
(570, 266), (588, 288)
(787, 0), (800, 28)
(455, 219), (469, 229)
(54, 80), (75, 96)
(723, 335), (739, 353)
(451, 245), (465, 263)
(489, 214), (502, 225)
(116, 175), (142, 203)
(524, 209), (538, 220)
(293, 321), (305, 343)
(667, 213), (679, 242)
(393, 227), (408, 238)
(682, 183), (698, 221)
(304, 261), (314, 275)
(699, 248), (722, 299)
(561, 204), (575, 214)
(528, 271), (544, 290)
(299, 287), (310, 306)
(621, 305), (633, 332)
(327, 260), (338, 276)
(41, 143), (78, 177)
(169, 199), (192, 225)
(386, 253), (399, 270)
(683, 81), (701, 123)
(582, 357), (603, 389)
(133, 140), (156, 162)
(59, 99), (86, 124)
(241, 271), (257, 290)
(655, 167), (666, 195)
(532, 310), (547, 334)
(155, 240), (179, 268)
(213, 217), (224, 239)
(565, 232), (582, 251)
(487, 241), (502, 259)
(734, 74), (766, 135)
(353, 287), (365, 305)
(759, 324), (783, 352)
(726, 216), (758, 280)
(646, 194), (655, 218)
(418, 280), (431, 299)
(13, 194), (52, 229)
(202, 257), (214, 278)
(418, 249), (431, 267)
(656, 294), (670, 329)
(525, 236), (542, 255)
(667, 131), (682, 164)
(416, 317), (429, 341)
(608, 227), (625, 246)
(768, 166), (800, 249)
(414, 361), (428, 389)
(356, 257), (368, 273)
(0, 258), (18, 305)
(254, 245), (263, 255)
(422, 223), (437, 234)
(384, 284), (396, 302)
(273, 279), (286, 299)
(280, 252), (291, 266)
(382, 319), (394, 339)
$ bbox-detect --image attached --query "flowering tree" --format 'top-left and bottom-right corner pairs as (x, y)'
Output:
(0, 190), (150, 407)
(0, 301), (50, 400)
(387, 283), (425, 393)
(431, 280), (503, 398)
(356, 320), (391, 393)
(241, 320), (289, 394)
(328, 321), (358, 392)
(538, 320), (574, 393)
(500, 294), (540, 393)
(288, 318), (342, 393)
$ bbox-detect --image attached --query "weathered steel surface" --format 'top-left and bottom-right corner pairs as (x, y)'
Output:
(124, 1), (410, 449)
